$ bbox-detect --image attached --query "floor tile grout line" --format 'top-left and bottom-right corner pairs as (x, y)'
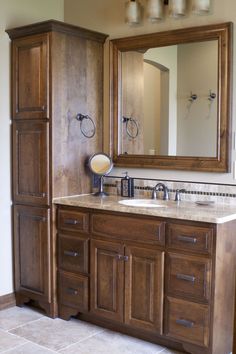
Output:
(6, 315), (50, 332)
(57, 328), (106, 352)
(0, 340), (30, 354)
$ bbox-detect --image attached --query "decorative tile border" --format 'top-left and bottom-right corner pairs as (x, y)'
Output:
(103, 176), (236, 205)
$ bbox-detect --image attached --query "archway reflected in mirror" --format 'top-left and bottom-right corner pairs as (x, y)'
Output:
(88, 153), (113, 196)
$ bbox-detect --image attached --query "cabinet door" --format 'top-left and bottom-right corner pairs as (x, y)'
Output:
(14, 205), (50, 302)
(12, 33), (49, 120)
(12, 121), (49, 205)
(90, 239), (124, 322)
(125, 245), (164, 333)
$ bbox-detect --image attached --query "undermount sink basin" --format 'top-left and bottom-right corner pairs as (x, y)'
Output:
(118, 199), (167, 208)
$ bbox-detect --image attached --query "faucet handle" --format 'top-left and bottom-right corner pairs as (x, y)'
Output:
(175, 189), (186, 202)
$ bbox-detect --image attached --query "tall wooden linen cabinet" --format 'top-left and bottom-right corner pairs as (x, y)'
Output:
(7, 20), (107, 317)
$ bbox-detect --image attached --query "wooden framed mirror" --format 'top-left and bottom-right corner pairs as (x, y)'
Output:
(111, 22), (232, 172)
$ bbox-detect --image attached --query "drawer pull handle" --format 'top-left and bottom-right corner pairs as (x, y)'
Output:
(64, 218), (80, 225)
(116, 254), (123, 261)
(64, 250), (79, 257)
(176, 273), (196, 283)
(178, 235), (197, 244)
(116, 255), (129, 261)
(176, 318), (194, 328)
(67, 288), (78, 295)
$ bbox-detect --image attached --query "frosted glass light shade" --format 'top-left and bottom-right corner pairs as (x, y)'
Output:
(147, 0), (164, 21)
(169, 0), (187, 17)
(125, 0), (141, 24)
(192, 0), (211, 14)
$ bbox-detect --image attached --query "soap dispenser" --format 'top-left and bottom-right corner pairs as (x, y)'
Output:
(121, 172), (134, 198)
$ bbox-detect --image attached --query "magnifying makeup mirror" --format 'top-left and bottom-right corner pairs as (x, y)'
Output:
(88, 153), (113, 196)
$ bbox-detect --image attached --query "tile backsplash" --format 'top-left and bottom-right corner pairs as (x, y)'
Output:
(103, 176), (236, 205)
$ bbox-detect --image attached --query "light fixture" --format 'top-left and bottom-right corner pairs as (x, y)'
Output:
(125, 0), (212, 25)
(169, 0), (187, 17)
(125, 0), (141, 24)
(192, 0), (211, 14)
(146, 0), (164, 22)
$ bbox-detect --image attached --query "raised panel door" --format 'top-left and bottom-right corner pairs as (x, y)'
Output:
(12, 121), (49, 205)
(14, 205), (50, 302)
(124, 245), (164, 333)
(90, 239), (124, 322)
(12, 33), (49, 119)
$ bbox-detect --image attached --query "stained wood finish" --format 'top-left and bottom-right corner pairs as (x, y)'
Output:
(56, 206), (236, 354)
(58, 271), (88, 312)
(90, 239), (124, 322)
(58, 234), (89, 274)
(111, 22), (233, 172)
(14, 205), (50, 302)
(57, 208), (89, 234)
(0, 293), (16, 310)
(91, 213), (165, 245)
(125, 245), (164, 333)
(167, 223), (213, 255)
(8, 20), (106, 317)
(165, 296), (210, 348)
(51, 31), (104, 197)
(165, 253), (212, 303)
(6, 19), (108, 43)
(11, 33), (49, 120)
(12, 121), (49, 205)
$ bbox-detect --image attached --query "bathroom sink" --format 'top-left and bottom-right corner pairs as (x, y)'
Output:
(118, 199), (167, 208)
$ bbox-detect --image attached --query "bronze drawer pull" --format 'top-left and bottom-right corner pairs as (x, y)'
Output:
(176, 273), (196, 283)
(116, 255), (129, 261)
(67, 288), (78, 295)
(116, 254), (123, 260)
(64, 218), (80, 225)
(64, 250), (79, 257)
(176, 318), (194, 328)
(177, 235), (197, 244)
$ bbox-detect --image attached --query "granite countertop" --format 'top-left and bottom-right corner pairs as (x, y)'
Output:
(53, 194), (236, 224)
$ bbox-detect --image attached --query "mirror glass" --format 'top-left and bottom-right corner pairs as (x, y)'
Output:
(89, 153), (113, 175)
(111, 23), (232, 172)
(121, 40), (218, 157)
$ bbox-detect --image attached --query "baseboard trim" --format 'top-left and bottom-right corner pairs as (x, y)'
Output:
(0, 293), (16, 310)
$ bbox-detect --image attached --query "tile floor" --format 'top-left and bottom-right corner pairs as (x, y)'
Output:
(0, 306), (184, 354)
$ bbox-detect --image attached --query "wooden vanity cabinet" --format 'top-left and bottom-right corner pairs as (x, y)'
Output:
(7, 20), (107, 317)
(56, 206), (236, 354)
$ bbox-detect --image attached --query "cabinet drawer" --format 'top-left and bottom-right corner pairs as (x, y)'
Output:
(165, 297), (210, 347)
(167, 223), (213, 254)
(91, 213), (165, 245)
(166, 253), (211, 302)
(58, 208), (89, 233)
(58, 271), (88, 312)
(58, 234), (89, 274)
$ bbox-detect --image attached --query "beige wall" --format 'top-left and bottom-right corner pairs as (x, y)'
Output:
(65, 0), (236, 184)
(0, 0), (64, 296)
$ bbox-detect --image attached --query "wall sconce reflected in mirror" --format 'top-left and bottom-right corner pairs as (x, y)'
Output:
(192, 0), (211, 14)
(125, 0), (141, 24)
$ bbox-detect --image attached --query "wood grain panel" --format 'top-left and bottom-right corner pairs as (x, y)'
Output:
(90, 239), (124, 322)
(12, 33), (49, 119)
(12, 121), (49, 205)
(91, 212), (165, 245)
(51, 32), (104, 198)
(14, 205), (50, 302)
(125, 245), (164, 333)
(165, 296), (210, 348)
(165, 253), (212, 302)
